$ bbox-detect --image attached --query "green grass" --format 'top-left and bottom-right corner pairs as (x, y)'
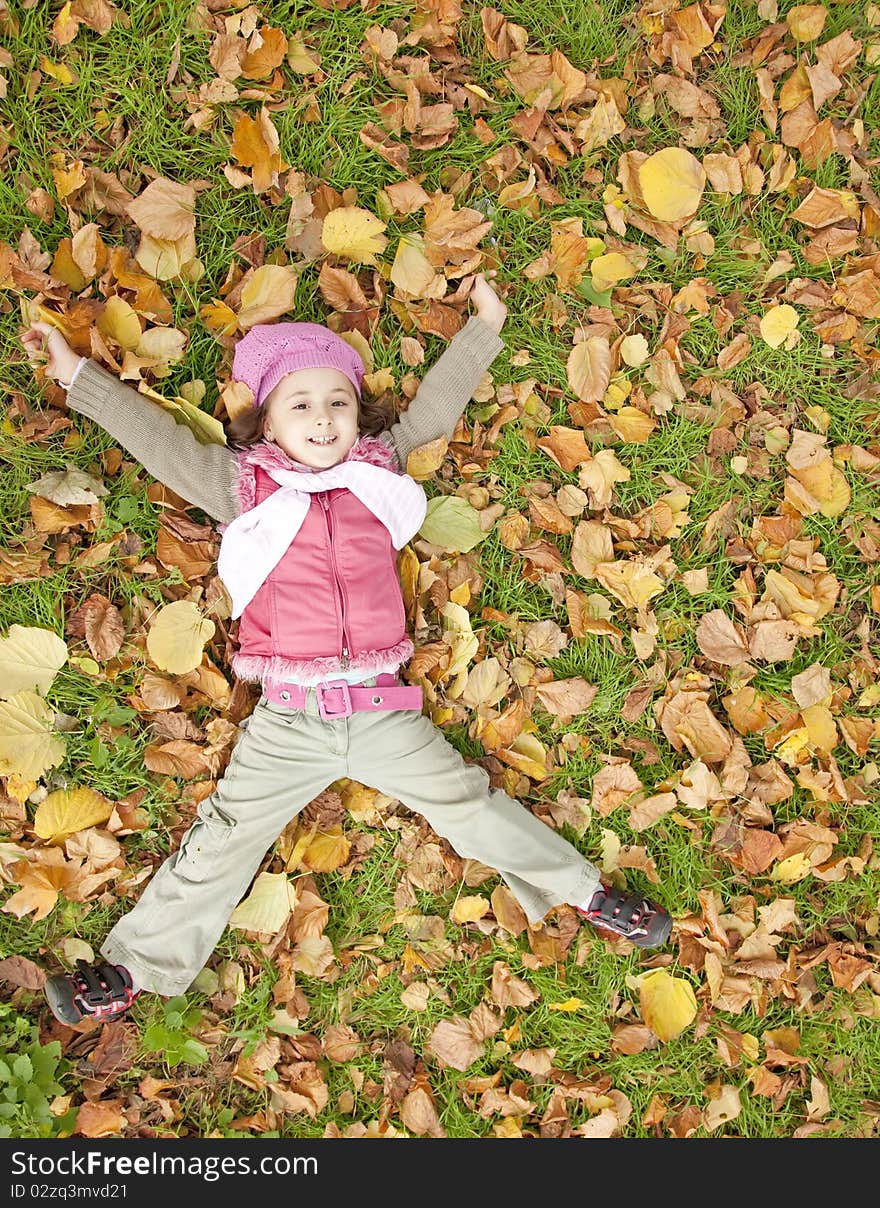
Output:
(1, 0), (879, 1144)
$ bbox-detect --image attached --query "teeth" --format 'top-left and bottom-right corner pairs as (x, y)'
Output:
(309, 436), (336, 445)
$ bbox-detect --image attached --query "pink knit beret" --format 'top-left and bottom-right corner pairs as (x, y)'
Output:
(232, 321), (365, 409)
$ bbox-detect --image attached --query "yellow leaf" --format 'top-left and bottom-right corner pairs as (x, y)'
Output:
(638, 147), (706, 223)
(321, 206), (389, 265)
(33, 787), (114, 843)
(146, 600), (215, 675)
(302, 827), (351, 872)
(608, 406), (656, 444)
(498, 731), (550, 780)
(406, 436), (447, 481)
(801, 703), (837, 753)
(390, 236), (445, 299)
(590, 252), (635, 292)
(40, 57), (76, 84)
(0, 692), (67, 780)
(0, 624), (68, 699)
(548, 998), (585, 1012)
(451, 895), (490, 924)
(200, 299), (240, 338)
(4, 775), (37, 804)
(786, 4), (827, 39)
(620, 334), (649, 367)
(770, 852), (812, 884)
(135, 231), (197, 282)
(595, 560), (664, 609)
(759, 304), (799, 348)
(640, 968), (697, 1041)
(97, 295), (142, 351)
(237, 264), (299, 329)
(230, 871), (294, 934)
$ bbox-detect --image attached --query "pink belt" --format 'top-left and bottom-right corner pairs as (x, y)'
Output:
(263, 673), (422, 720)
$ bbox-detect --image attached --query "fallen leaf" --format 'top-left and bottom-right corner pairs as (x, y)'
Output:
(640, 969), (698, 1041)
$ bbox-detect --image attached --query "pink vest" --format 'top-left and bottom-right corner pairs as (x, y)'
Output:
(227, 436), (414, 686)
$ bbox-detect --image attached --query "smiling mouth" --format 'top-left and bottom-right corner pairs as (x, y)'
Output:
(308, 435), (337, 446)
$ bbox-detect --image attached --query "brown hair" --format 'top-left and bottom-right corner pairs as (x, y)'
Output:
(226, 388), (393, 450)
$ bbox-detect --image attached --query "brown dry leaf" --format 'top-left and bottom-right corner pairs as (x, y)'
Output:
(567, 336), (611, 403)
(628, 792), (678, 832)
(74, 1100), (126, 1138)
(241, 26), (288, 79)
(591, 760), (643, 817)
(696, 609), (749, 666)
(491, 885), (529, 936)
(611, 1023), (658, 1055)
(536, 426), (594, 472)
(534, 677), (598, 720)
(428, 1016), (485, 1071)
(401, 1086), (447, 1137)
(127, 178), (195, 241)
(2, 848), (80, 921)
(490, 961), (539, 1008)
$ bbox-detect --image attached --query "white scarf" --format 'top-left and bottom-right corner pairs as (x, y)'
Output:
(217, 461), (428, 619)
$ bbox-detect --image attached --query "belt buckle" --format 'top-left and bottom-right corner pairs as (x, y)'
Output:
(317, 679), (353, 720)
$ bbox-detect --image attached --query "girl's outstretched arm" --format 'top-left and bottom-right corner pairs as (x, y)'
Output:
(387, 272), (506, 468)
(21, 322), (239, 525)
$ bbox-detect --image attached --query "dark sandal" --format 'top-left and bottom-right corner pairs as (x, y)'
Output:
(45, 959), (139, 1025)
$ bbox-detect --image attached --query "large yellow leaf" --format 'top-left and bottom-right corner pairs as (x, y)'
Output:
(390, 235), (445, 298)
(759, 304), (799, 348)
(595, 559), (664, 609)
(451, 895), (490, 924)
(0, 692), (67, 780)
(786, 4), (826, 39)
(640, 969), (697, 1041)
(302, 827), (351, 872)
(567, 336), (611, 403)
(146, 600), (215, 675)
(321, 206), (389, 265)
(608, 406), (656, 444)
(236, 264), (299, 329)
(638, 147), (706, 222)
(230, 871), (296, 934)
(590, 252), (635, 292)
(97, 295), (142, 350)
(34, 787), (114, 842)
(135, 230), (197, 282)
(0, 624), (68, 699)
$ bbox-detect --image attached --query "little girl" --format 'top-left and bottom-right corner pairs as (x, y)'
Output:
(21, 276), (670, 1024)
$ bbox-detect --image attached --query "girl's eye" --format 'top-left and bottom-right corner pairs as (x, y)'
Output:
(332, 399), (348, 406)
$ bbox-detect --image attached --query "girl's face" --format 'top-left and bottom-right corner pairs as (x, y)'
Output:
(262, 367), (360, 467)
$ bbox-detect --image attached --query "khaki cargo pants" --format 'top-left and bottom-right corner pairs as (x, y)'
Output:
(101, 682), (601, 995)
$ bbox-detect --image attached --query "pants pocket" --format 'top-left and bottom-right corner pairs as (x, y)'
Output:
(173, 801), (236, 884)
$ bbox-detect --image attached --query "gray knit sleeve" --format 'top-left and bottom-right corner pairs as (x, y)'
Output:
(387, 315), (504, 468)
(65, 360), (240, 524)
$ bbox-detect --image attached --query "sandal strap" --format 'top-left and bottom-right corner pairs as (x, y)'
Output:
(596, 891), (645, 928)
(74, 959), (128, 1004)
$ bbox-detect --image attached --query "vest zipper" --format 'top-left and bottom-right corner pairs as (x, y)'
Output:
(318, 494), (349, 669)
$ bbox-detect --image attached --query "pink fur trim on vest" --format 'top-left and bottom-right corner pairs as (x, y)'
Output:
(231, 637), (415, 687)
(234, 432), (400, 515)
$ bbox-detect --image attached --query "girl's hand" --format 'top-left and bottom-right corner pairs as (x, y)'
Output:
(469, 270), (507, 335)
(20, 320), (82, 385)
